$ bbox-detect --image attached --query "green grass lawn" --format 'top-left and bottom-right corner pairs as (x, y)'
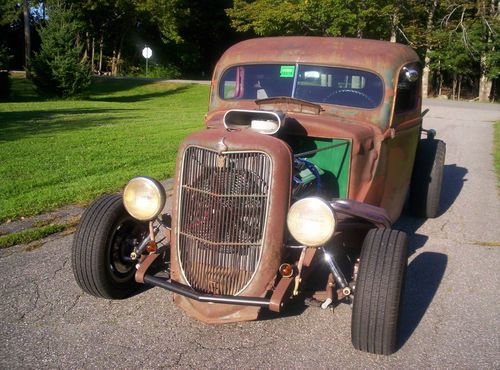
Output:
(0, 76), (209, 222)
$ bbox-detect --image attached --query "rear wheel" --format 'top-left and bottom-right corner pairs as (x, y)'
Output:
(351, 228), (408, 355)
(410, 139), (446, 218)
(71, 194), (147, 299)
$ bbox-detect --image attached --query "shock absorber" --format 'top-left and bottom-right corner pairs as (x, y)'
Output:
(320, 247), (351, 297)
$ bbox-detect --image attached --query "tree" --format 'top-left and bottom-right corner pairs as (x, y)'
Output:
(0, 0), (20, 26)
(428, 0), (498, 101)
(226, 0), (359, 37)
(477, 0), (499, 101)
(23, 0), (31, 77)
(31, 1), (91, 97)
(0, 44), (12, 99)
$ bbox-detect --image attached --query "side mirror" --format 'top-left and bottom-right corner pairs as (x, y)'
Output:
(403, 67), (419, 82)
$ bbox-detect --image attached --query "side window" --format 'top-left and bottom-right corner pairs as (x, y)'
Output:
(395, 63), (421, 113)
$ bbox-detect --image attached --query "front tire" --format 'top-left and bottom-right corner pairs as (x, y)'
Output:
(351, 228), (408, 355)
(71, 194), (147, 299)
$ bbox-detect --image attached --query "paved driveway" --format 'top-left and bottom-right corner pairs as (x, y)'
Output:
(1, 99), (499, 369)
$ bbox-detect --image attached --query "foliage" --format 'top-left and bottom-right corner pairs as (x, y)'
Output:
(227, 0), (411, 39)
(125, 62), (181, 79)
(0, 0), (20, 26)
(0, 44), (13, 70)
(227, 0), (359, 37)
(0, 44), (12, 99)
(1, 1), (499, 97)
(31, 2), (91, 97)
(226, 0), (498, 100)
(0, 76), (208, 222)
(135, 0), (189, 44)
(0, 71), (11, 100)
(428, 29), (475, 76)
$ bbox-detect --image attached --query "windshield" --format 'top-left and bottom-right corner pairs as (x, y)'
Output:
(219, 64), (384, 109)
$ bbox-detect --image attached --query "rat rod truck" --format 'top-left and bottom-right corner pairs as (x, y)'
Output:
(72, 37), (446, 355)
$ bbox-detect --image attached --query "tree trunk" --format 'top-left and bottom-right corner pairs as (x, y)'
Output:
(116, 49), (122, 75)
(422, 0), (439, 98)
(98, 34), (104, 74)
(452, 74), (457, 100)
(357, 1), (365, 39)
(23, 0), (31, 78)
(478, 0), (497, 102)
(91, 37), (95, 73)
(458, 75), (462, 100)
(111, 49), (117, 76)
(479, 73), (492, 101)
(115, 33), (125, 76)
(82, 32), (90, 62)
(422, 56), (431, 98)
(390, 13), (398, 42)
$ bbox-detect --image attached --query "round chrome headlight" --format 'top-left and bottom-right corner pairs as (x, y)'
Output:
(287, 197), (336, 247)
(123, 177), (166, 221)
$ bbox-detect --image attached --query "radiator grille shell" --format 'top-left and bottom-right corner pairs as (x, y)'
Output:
(177, 146), (272, 296)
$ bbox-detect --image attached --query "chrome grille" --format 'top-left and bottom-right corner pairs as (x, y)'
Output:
(178, 146), (271, 295)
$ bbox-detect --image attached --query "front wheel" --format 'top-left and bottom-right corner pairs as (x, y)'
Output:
(351, 228), (408, 355)
(71, 194), (148, 299)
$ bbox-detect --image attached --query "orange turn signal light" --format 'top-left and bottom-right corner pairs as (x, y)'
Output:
(279, 263), (294, 278)
(146, 241), (157, 253)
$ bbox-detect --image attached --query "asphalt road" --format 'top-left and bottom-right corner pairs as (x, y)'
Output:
(1, 99), (499, 369)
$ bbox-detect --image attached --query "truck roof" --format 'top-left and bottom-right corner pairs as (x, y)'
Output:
(214, 37), (420, 78)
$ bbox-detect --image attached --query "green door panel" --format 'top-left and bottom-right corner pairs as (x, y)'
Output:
(293, 137), (351, 198)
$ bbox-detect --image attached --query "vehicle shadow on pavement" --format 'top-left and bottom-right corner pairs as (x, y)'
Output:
(258, 298), (309, 321)
(395, 163), (468, 256)
(440, 164), (468, 215)
(399, 252), (448, 349)
(393, 164), (463, 349)
(395, 215), (429, 255)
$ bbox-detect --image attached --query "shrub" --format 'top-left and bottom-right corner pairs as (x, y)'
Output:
(0, 71), (10, 100)
(123, 62), (181, 79)
(0, 45), (12, 100)
(31, 2), (91, 97)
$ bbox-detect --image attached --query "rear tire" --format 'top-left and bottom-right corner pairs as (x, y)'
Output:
(351, 228), (408, 355)
(410, 139), (446, 218)
(71, 194), (147, 299)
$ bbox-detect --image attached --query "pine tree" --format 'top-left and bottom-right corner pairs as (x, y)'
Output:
(31, 1), (91, 97)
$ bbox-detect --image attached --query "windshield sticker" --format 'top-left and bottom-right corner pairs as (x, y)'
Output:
(280, 65), (295, 78)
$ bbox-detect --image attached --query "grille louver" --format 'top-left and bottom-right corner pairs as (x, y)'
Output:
(178, 147), (272, 295)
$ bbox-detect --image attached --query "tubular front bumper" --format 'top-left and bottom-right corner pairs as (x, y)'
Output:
(142, 274), (271, 308)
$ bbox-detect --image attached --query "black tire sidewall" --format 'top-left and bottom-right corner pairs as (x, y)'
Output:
(351, 228), (408, 355)
(72, 194), (145, 299)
